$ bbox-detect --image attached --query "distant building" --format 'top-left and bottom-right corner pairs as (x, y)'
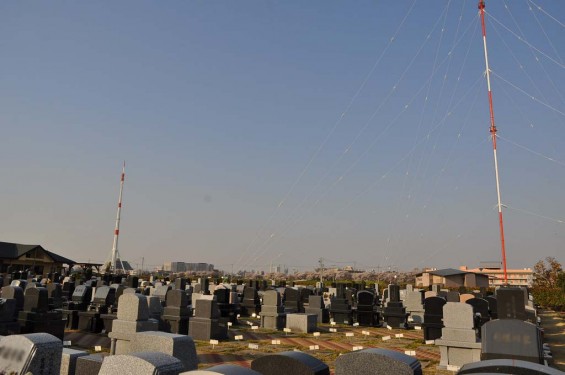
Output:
(163, 261), (214, 273)
(459, 264), (534, 287)
(416, 268), (489, 288)
(0, 241), (75, 276)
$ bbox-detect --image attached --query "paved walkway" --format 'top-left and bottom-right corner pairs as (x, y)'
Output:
(540, 310), (565, 371)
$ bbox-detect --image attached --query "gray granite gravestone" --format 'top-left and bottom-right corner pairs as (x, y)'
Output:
(260, 290), (286, 330)
(251, 351), (330, 375)
(0, 332), (62, 375)
(131, 331), (199, 371)
(75, 354), (104, 375)
(404, 289), (425, 324)
(286, 313), (317, 333)
(435, 302), (481, 369)
(304, 295), (330, 324)
(61, 348), (89, 375)
(334, 348), (422, 375)
(481, 319), (543, 364)
(162, 289), (190, 335)
(109, 293), (159, 354)
(99, 351), (184, 375)
(189, 299), (228, 340)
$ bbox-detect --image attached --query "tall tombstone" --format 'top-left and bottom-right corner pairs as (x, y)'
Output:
(329, 283), (352, 325)
(496, 287), (527, 321)
(421, 296), (446, 341)
(435, 302), (481, 369)
(299, 288), (313, 313)
(61, 284), (92, 330)
(188, 299), (228, 341)
(335, 348), (422, 375)
(284, 288), (301, 313)
(162, 289), (190, 335)
(251, 351), (330, 375)
(77, 285), (114, 333)
(46, 283), (63, 309)
(0, 333), (62, 375)
(240, 287), (260, 317)
(356, 290), (378, 327)
(108, 293), (158, 354)
(214, 287), (237, 324)
(260, 290), (286, 330)
(404, 289), (425, 324)
(383, 284), (409, 329)
(175, 278), (187, 290)
(481, 319), (543, 364)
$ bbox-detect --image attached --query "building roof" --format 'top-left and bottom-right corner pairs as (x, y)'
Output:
(427, 268), (470, 277)
(0, 241), (75, 265)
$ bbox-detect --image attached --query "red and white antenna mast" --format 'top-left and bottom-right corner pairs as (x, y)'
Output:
(111, 161), (126, 273)
(478, 0), (508, 283)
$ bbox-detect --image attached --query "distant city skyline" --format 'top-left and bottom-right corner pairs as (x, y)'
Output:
(1, 1), (563, 273)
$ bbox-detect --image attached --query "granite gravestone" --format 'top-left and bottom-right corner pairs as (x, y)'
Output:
(284, 288), (301, 313)
(334, 348), (422, 375)
(484, 296), (498, 319)
(99, 351), (184, 375)
(108, 293), (159, 355)
(481, 319), (543, 364)
(286, 313), (317, 333)
(435, 302), (481, 369)
(465, 297), (491, 329)
(189, 299), (228, 341)
(260, 290), (286, 330)
(62, 285), (92, 330)
(0, 298), (19, 335)
(162, 289), (190, 335)
(18, 287), (65, 340)
(329, 285), (352, 325)
(383, 284), (409, 329)
(1, 285), (24, 314)
(131, 331), (199, 371)
(0, 333), (62, 375)
(251, 351), (330, 375)
(458, 358), (564, 375)
(304, 295), (329, 324)
(240, 287), (260, 317)
(60, 348), (89, 375)
(404, 289), (425, 324)
(496, 287), (527, 321)
(355, 290), (377, 326)
(421, 296), (446, 341)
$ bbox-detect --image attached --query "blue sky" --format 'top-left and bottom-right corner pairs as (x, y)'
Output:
(1, 1), (563, 273)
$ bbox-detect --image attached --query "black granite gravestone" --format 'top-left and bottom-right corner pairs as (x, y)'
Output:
(422, 296), (446, 341)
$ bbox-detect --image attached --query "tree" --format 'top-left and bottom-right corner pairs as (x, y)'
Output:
(531, 257), (564, 311)
(533, 257), (562, 288)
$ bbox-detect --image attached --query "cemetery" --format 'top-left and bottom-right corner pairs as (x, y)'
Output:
(0, 271), (563, 375)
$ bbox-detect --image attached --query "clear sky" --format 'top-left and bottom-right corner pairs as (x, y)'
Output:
(1, 1), (563, 273)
